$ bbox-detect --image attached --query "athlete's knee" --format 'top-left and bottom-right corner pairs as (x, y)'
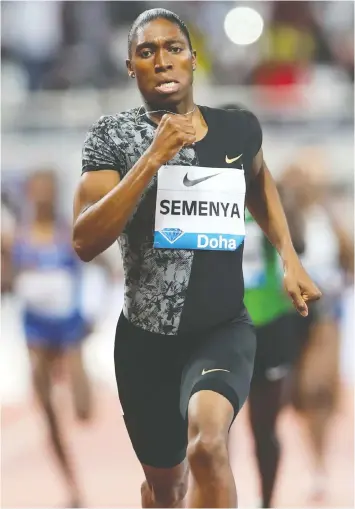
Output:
(187, 430), (229, 471)
(68, 351), (92, 421)
(76, 405), (91, 422)
(73, 384), (92, 422)
(187, 390), (232, 467)
(142, 462), (188, 508)
(141, 476), (187, 507)
(299, 383), (336, 412)
(155, 480), (187, 507)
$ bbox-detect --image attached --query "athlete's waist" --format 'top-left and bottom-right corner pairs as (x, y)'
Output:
(121, 304), (250, 337)
(23, 307), (84, 325)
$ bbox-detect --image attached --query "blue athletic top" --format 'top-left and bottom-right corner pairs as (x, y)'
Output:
(13, 224), (83, 321)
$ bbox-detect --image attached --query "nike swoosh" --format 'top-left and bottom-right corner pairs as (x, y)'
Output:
(183, 172), (221, 187)
(201, 368), (230, 375)
(225, 154), (243, 164)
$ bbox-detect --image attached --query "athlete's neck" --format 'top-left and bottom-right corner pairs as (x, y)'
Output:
(144, 96), (195, 124)
(34, 208), (55, 225)
(30, 219), (56, 243)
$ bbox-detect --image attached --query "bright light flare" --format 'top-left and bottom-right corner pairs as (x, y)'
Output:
(224, 7), (264, 46)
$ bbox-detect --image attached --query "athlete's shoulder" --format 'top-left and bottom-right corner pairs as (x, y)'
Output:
(201, 105), (262, 156)
(88, 108), (140, 136)
(201, 104), (260, 121)
(82, 109), (139, 175)
(83, 107), (141, 161)
(201, 104), (261, 135)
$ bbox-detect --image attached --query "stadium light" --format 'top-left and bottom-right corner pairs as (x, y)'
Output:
(224, 6), (264, 46)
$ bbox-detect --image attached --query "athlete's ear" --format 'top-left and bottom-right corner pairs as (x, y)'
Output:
(126, 59), (135, 79)
(191, 50), (197, 71)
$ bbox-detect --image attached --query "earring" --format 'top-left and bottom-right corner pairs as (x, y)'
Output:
(131, 73), (135, 78)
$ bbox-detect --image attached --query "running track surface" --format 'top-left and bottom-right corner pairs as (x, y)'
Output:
(2, 383), (354, 508)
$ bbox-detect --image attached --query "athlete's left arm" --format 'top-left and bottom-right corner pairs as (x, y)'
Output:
(246, 149), (322, 316)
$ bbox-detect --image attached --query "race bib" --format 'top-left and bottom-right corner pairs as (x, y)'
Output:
(243, 220), (267, 288)
(153, 165), (246, 251)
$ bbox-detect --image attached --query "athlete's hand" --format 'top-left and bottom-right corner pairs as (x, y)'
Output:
(149, 114), (196, 165)
(283, 253), (322, 317)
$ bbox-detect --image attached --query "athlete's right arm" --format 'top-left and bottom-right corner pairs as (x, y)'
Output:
(73, 156), (160, 262)
(73, 114), (195, 262)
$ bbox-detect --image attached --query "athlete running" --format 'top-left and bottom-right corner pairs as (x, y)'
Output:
(243, 205), (303, 508)
(280, 163), (354, 501)
(5, 170), (92, 508)
(73, 9), (321, 508)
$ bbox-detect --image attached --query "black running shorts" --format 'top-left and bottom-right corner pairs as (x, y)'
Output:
(252, 312), (298, 383)
(114, 311), (256, 468)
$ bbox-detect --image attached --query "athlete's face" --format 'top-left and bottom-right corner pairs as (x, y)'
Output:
(127, 18), (196, 108)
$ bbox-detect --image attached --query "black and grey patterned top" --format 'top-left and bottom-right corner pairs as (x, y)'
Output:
(82, 106), (262, 335)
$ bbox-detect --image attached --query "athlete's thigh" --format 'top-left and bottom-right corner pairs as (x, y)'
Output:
(248, 376), (285, 433)
(291, 300), (340, 409)
(250, 316), (291, 420)
(253, 313), (297, 384)
(57, 311), (88, 350)
(297, 318), (340, 391)
(28, 344), (59, 372)
(114, 313), (187, 468)
(180, 315), (257, 421)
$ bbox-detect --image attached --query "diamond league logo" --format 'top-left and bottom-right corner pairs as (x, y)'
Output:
(159, 228), (185, 244)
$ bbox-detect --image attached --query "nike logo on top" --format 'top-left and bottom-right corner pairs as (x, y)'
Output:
(225, 154), (243, 164)
(201, 368), (230, 375)
(183, 172), (221, 187)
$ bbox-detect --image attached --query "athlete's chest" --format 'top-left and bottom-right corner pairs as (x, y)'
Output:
(123, 122), (251, 192)
(14, 240), (76, 271)
(121, 117), (252, 243)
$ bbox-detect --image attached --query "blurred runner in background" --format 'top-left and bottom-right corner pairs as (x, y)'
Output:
(2, 169), (113, 507)
(279, 160), (354, 501)
(242, 195), (304, 508)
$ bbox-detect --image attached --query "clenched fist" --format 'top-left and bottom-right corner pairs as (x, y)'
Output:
(149, 113), (196, 165)
(283, 254), (322, 316)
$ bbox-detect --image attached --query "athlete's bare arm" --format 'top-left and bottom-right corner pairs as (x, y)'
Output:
(1, 231), (15, 294)
(73, 114), (196, 262)
(246, 148), (321, 315)
(277, 181), (305, 255)
(246, 149), (297, 261)
(73, 161), (154, 262)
